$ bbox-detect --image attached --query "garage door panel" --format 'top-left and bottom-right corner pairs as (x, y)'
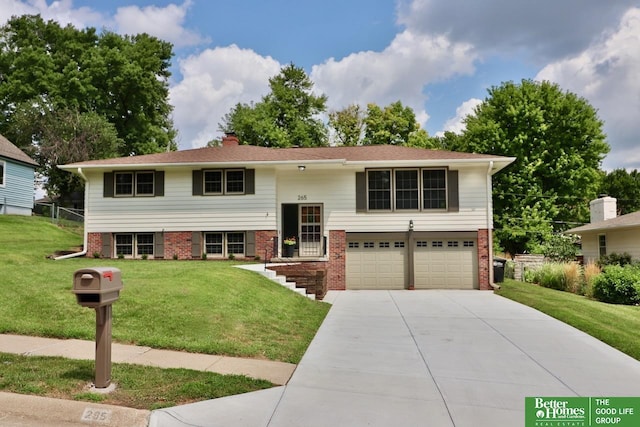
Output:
(346, 239), (406, 290)
(414, 239), (477, 289)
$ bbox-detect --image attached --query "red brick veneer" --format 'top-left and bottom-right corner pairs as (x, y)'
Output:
(477, 229), (491, 290)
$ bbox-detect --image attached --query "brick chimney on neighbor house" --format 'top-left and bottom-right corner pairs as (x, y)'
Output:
(222, 132), (239, 147)
(590, 195), (617, 223)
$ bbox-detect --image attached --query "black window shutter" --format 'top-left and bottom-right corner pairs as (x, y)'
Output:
(355, 172), (367, 212)
(155, 171), (165, 197)
(191, 231), (202, 258)
(447, 170), (459, 212)
(154, 232), (164, 258)
(245, 169), (255, 194)
(101, 233), (111, 258)
(245, 231), (255, 256)
(192, 170), (203, 196)
(103, 172), (114, 197)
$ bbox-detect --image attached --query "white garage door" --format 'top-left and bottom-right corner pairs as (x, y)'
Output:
(346, 237), (407, 290)
(414, 239), (478, 289)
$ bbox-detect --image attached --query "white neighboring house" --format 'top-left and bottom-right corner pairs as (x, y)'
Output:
(0, 134), (38, 216)
(566, 196), (640, 262)
(59, 134), (514, 291)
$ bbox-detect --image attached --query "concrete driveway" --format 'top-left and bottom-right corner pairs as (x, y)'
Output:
(151, 290), (640, 427)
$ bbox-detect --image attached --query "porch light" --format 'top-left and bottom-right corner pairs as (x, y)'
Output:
(409, 220), (414, 231)
(298, 165), (306, 171)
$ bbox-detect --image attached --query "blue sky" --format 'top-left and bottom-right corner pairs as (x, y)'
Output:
(2, 0), (639, 170)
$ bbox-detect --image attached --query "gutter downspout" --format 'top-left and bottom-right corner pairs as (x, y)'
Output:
(55, 167), (88, 260)
(487, 161), (495, 287)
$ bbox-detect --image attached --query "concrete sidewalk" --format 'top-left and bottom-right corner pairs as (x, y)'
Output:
(0, 334), (295, 385)
(0, 334), (295, 426)
(151, 290), (640, 427)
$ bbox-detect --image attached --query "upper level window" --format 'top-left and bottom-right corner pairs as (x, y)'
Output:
(201, 169), (245, 195)
(366, 168), (447, 212)
(226, 170), (245, 194)
(0, 160), (5, 186)
(395, 169), (419, 210)
(423, 169), (447, 209)
(368, 170), (391, 210)
(204, 171), (223, 194)
(115, 171), (154, 196)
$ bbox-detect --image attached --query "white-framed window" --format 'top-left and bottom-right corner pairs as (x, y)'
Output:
(0, 160), (5, 187)
(202, 169), (245, 195)
(114, 171), (154, 197)
(598, 234), (607, 257)
(367, 168), (447, 212)
(204, 232), (245, 257)
(115, 233), (154, 258)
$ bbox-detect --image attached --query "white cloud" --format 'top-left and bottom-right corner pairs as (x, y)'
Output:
(0, 0), (103, 28)
(311, 30), (477, 128)
(536, 7), (640, 170)
(436, 98), (482, 136)
(397, 0), (636, 63)
(169, 45), (281, 148)
(114, 1), (208, 48)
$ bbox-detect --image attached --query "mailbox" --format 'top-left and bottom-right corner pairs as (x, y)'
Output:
(73, 267), (123, 308)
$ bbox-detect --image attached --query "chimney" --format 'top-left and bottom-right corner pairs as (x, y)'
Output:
(221, 132), (239, 147)
(589, 195), (617, 223)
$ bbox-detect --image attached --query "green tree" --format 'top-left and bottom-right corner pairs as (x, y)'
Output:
(600, 169), (640, 215)
(0, 15), (176, 156)
(455, 79), (609, 255)
(220, 63), (327, 147)
(328, 104), (365, 146)
(8, 105), (121, 199)
(363, 101), (424, 146)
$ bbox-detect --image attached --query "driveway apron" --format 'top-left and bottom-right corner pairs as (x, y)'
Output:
(151, 290), (640, 427)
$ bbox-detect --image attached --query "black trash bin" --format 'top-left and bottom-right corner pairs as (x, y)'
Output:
(493, 257), (507, 283)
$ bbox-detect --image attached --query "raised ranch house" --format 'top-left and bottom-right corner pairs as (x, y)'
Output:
(59, 135), (514, 291)
(566, 196), (640, 262)
(0, 134), (37, 216)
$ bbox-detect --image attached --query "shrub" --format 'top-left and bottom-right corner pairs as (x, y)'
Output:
(202, 252), (207, 260)
(504, 261), (515, 280)
(173, 253), (178, 260)
(543, 233), (579, 262)
(598, 252), (633, 267)
(583, 262), (601, 298)
(534, 263), (566, 291)
(228, 253), (235, 260)
(92, 252), (101, 259)
(563, 263), (581, 294)
(592, 265), (640, 305)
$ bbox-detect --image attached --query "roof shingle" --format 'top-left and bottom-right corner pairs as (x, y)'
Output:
(0, 134), (38, 167)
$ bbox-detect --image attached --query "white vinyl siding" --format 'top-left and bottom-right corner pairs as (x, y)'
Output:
(84, 168), (276, 233)
(277, 166), (491, 234)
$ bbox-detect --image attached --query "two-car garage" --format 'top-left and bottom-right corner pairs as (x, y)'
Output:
(345, 232), (479, 290)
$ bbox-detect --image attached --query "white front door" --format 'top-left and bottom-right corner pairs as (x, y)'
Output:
(299, 204), (323, 257)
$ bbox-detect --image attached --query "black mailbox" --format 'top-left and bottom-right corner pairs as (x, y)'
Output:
(72, 267), (123, 308)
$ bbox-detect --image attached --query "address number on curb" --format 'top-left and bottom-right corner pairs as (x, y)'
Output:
(81, 408), (112, 424)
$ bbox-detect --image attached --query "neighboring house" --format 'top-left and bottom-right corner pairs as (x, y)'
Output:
(59, 134), (514, 291)
(0, 134), (38, 216)
(566, 196), (640, 262)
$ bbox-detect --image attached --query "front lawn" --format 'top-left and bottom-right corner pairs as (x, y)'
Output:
(496, 279), (640, 360)
(0, 216), (330, 364)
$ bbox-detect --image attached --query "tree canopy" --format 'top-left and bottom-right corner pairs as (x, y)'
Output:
(220, 63), (328, 147)
(0, 15), (176, 197)
(453, 79), (609, 255)
(600, 169), (640, 216)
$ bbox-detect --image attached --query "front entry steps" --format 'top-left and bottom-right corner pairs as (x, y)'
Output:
(236, 264), (316, 300)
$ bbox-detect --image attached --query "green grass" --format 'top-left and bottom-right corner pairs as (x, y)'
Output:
(0, 352), (272, 410)
(496, 279), (640, 360)
(0, 215), (330, 363)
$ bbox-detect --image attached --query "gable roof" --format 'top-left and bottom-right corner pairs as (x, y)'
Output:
(60, 144), (515, 174)
(0, 134), (38, 167)
(565, 210), (640, 234)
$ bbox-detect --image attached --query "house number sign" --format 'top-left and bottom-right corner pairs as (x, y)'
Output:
(297, 195), (307, 201)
